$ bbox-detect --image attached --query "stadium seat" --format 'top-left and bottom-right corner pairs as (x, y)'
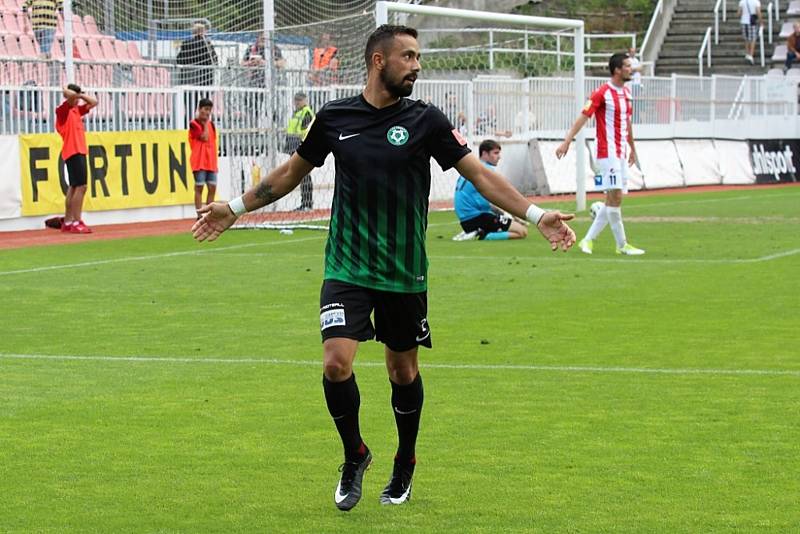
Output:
(18, 33), (39, 57)
(789, 1), (800, 15)
(50, 36), (62, 59)
(767, 68), (785, 76)
(20, 61), (46, 86)
(83, 14), (101, 35)
(71, 17), (88, 38)
(113, 39), (132, 61)
(0, 60), (21, 84)
(127, 41), (145, 62)
(2, 11), (23, 35)
(787, 67), (800, 78)
(86, 37), (104, 60)
(772, 44), (787, 62)
(3, 34), (21, 56)
(2, 0), (18, 12)
(100, 38), (116, 61)
(73, 37), (91, 60)
(0, 36), (6, 55)
(779, 22), (795, 38)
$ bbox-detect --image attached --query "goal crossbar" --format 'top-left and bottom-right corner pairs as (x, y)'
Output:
(376, 1), (588, 210)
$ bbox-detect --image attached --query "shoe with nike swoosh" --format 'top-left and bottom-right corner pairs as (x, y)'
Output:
(380, 458), (414, 505)
(334, 449), (372, 511)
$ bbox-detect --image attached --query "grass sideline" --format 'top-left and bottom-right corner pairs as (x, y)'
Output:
(1, 186), (799, 532)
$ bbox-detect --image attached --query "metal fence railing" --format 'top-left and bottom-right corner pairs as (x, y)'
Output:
(1, 73), (797, 139)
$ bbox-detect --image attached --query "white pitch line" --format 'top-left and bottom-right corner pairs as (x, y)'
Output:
(0, 236), (326, 277)
(1, 353), (799, 377)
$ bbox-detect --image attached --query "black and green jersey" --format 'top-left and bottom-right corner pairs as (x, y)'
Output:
(297, 94), (471, 293)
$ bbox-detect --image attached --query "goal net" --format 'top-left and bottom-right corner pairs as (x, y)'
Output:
(66, 1), (587, 229)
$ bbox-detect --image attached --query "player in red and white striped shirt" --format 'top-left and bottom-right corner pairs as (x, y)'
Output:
(556, 53), (645, 256)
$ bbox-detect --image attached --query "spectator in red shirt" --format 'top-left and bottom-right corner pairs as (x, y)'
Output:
(55, 84), (96, 234)
(188, 98), (218, 216)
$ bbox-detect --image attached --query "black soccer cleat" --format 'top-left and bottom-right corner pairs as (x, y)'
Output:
(379, 459), (414, 505)
(334, 450), (372, 511)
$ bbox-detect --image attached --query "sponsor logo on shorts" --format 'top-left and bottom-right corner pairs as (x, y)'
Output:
(320, 302), (346, 330)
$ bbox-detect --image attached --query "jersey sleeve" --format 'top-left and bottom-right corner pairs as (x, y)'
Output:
(78, 104), (91, 116)
(425, 105), (471, 171)
(295, 108), (330, 167)
(55, 101), (69, 123)
(582, 87), (605, 118)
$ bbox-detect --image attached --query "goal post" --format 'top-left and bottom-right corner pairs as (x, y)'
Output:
(376, 1), (588, 211)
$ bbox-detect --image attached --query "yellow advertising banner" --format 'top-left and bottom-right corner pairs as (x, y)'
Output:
(20, 130), (196, 216)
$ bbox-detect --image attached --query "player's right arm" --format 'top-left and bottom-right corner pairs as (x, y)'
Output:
(192, 153), (314, 242)
(556, 87), (602, 159)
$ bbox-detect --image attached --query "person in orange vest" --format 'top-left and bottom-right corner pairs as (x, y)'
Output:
(188, 98), (218, 217)
(310, 33), (339, 85)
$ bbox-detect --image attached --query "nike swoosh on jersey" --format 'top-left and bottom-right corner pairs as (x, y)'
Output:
(334, 481), (349, 504)
(338, 133), (360, 140)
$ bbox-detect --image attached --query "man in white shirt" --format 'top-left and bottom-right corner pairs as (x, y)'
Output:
(738, 0), (763, 64)
(628, 46), (643, 86)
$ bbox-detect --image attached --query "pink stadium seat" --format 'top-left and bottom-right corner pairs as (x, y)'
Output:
(83, 14), (100, 35)
(3, 34), (21, 55)
(2, 11), (23, 35)
(73, 37), (90, 60)
(86, 37), (104, 60)
(20, 61), (46, 85)
(100, 38), (116, 60)
(113, 39), (131, 61)
(127, 41), (144, 62)
(18, 33), (38, 57)
(50, 36), (62, 58)
(0, 61), (21, 84)
(2, 0), (18, 12)
(71, 17), (88, 38)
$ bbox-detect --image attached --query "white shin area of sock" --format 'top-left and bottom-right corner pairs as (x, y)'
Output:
(585, 205), (609, 241)
(605, 206), (627, 248)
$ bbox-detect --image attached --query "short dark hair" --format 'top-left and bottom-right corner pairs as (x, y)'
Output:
(198, 98), (213, 109)
(67, 83), (82, 94)
(479, 139), (501, 156)
(608, 53), (629, 75)
(364, 24), (418, 70)
(294, 92), (307, 99)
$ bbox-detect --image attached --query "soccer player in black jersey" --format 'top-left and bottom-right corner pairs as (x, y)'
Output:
(193, 25), (576, 511)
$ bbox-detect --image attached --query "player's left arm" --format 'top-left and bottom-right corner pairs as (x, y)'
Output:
(627, 121), (637, 166)
(79, 93), (98, 110)
(454, 153), (576, 251)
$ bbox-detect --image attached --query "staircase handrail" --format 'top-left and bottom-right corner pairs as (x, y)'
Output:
(759, 24), (765, 67)
(714, 0), (727, 44)
(767, 3), (773, 44)
(699, 26), (712, 76)
(641, 0), (664, 56)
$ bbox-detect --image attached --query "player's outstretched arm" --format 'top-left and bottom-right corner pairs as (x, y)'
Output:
(556, 113), (589, 159)
(454, 154), (576, 252)
(192, 153), (315, 242)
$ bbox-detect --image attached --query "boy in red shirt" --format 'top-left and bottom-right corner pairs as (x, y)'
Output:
(188, 98), (218, 216)
(55, 84), (97, 233)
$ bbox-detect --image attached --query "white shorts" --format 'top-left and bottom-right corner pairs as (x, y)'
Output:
(594, 157), (630, 193)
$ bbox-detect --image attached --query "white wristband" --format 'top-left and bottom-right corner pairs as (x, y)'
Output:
(526, 204), (546, 225)
(228, 195), (247, 217)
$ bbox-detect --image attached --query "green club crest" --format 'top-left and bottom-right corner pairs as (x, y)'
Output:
(387, 125), (409, 146)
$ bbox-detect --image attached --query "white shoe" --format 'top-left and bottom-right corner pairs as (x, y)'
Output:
(452, 230), (479, 241)
(616, 243), (646, 256)
(745, 54), (754, 64)
(578, 238), (593, 254)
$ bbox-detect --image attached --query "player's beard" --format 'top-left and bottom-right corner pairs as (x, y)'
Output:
(381, 68), (416, 98)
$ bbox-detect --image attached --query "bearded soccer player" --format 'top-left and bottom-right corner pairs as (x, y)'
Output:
(556, 52), (645, 256)
(192, 25), (576, 511)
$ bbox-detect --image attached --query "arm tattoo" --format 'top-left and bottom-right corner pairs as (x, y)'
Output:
(254, 182), (277, 205)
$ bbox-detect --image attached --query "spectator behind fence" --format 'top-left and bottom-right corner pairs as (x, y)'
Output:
(475, 105), (511, 138)
(284, 92), (315, 210)
(242, 33), (286, 86)
(188, 98), (218, 218)
(176, 23), (218, 86)
(784, 23), (800, 74)
(737, 0), (763, 65)
(628, 46), (643, 86)
(309, 33), (339, 85)
(22, 0), (62, 58)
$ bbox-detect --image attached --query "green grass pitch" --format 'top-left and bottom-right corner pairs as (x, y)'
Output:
(1, 186), (799, 532)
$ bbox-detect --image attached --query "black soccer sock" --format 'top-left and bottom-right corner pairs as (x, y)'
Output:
(390, 373), (424, 464)
(323, 373), (366, 462)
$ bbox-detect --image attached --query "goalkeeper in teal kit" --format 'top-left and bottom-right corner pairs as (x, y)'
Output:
(454, 139), (529, 241)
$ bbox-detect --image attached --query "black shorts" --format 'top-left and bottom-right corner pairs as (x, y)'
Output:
(319, 279), (431, 352)
(65, 154), (87, 187)
(460, 213), (511, 238)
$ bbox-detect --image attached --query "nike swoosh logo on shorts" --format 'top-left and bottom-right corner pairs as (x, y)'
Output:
(415, 331), (430, 343)
(338, 133), (360, 140)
